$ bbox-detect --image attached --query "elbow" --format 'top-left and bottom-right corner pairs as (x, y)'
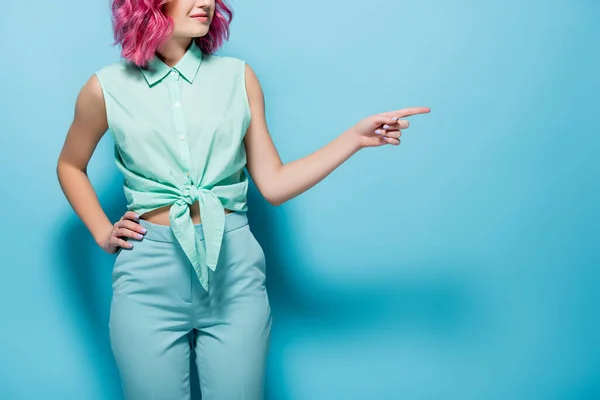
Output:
(56, 159), (65, 180)
(256, 175), (286, 206)
(265, 193), (285, 207)
(262, 187), (285, 206)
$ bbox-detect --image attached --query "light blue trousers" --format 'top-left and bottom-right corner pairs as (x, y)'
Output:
(109, 211), (272, 400)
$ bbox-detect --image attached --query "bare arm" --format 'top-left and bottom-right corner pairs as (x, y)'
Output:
(56, 75), (144, 252)
(243, 63), (430, 206)
(56, 75), (157, 254)
(56, 75), (114, 246)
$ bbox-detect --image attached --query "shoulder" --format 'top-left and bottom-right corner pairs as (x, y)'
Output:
(94, 59), (142, 89)
(204, 53), (246, 66)
(207, 55), (259, 83)
(73, 74), (110, 129)
(77, 60), (129, 112)
(233, 59), (261, 95)
(202, 53), (250, 75)
(95, 59), (131, 78)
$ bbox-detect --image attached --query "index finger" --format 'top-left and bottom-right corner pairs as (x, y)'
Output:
(122, 211), (140, 221)
(388, 107), (431, 118)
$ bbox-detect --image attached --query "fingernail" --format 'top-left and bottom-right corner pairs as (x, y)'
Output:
(383, 124), (390, 129)
(375, 129), (383, 135)
(141, 227), (147, 234)
(137, 233), (143, 239)
(129, 243), (134, 248)
(134, 213), (140, 219)
(391, 117), (398, 121)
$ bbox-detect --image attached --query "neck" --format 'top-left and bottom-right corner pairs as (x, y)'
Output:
(156, 37), (193, 67)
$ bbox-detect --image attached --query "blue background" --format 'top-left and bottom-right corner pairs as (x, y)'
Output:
(1, 0), (598, 399)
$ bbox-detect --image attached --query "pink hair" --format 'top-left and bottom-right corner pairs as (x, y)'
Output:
(110, 0), (234, 67)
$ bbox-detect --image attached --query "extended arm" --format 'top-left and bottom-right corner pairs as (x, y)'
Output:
(243, 63), (429, 206)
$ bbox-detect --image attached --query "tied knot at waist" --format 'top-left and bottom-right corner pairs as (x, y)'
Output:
(169, 184), (226, 292)
(181, 184), (201, 205)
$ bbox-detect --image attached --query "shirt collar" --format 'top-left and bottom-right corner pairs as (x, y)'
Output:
(140, 40), (203, 86)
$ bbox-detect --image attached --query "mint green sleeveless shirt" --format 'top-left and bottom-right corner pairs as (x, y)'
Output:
(94, 41), (251, 292)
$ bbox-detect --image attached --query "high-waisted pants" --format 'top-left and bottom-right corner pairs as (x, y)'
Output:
(109, 211), (272, 400)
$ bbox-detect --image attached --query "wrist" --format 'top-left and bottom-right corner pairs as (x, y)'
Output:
(342, 127), (364, 152)
(94, 223), (113, 247)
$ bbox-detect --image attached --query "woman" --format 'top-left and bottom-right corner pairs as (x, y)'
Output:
(56, 0), (430, 399)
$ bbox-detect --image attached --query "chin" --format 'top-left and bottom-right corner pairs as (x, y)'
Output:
(189, 28), (210, 38)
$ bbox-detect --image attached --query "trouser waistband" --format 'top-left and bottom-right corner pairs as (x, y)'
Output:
(137, 211), (249, 243)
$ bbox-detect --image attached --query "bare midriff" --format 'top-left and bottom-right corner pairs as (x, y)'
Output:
(139, 200), (234, 226)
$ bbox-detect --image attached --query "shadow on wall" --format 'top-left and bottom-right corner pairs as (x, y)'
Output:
(53, 171), (128, 400)
(245, 179), (480, 400)
(246, 180), (299, 400)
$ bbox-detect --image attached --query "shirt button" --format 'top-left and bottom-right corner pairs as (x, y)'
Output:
(174, 102), (181, 107)
(180, 135), (185, 140)
(185, 171), (190, 177)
